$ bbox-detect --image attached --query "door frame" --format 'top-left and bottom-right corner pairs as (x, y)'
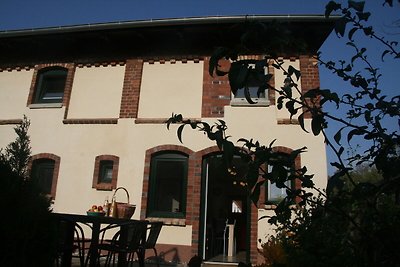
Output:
(198, 153), (250, 262)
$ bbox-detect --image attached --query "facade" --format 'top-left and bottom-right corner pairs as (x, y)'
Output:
(0, 16), (334, 265)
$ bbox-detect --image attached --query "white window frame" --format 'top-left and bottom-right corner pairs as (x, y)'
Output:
(230, 63), (269, 106)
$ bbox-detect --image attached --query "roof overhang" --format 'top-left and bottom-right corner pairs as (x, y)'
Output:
(0, 15), (339, 67)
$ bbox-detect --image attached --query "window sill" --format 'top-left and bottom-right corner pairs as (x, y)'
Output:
(29, 103), (63, 109)
(230, 99), (269, 107)
(93, 183), (115, 191)
(146, 217), (186, 226)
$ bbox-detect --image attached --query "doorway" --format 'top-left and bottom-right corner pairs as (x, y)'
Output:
(200, 154), (248, 263)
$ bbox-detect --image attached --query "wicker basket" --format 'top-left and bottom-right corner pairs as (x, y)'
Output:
(112, 187), (136, 219)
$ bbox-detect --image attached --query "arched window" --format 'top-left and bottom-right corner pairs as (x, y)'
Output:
(30, 154), (60, 199)
(147, 152), (188, 218)
(33, 67), (68, 103)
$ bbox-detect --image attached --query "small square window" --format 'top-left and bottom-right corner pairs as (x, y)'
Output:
(230, 64), (269, 106)
(92, 155), (119, 191)
(99, 160), (113, 184)
(34, 68), (67, 104)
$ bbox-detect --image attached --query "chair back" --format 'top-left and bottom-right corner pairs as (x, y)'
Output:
(145, 222), (163, 249)
(124, 221), (148, 251)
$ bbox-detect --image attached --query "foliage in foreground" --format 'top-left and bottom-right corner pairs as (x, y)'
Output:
(0, 117), (56, 267)
(168, 1), (399, 266)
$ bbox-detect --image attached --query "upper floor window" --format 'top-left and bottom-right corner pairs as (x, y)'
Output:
(33, 67), (68, 104)
(92, 155), (119, 191)
(29, 154), (60, 199)
(147, 152), (188, 218)
(231, 63), (269, 106)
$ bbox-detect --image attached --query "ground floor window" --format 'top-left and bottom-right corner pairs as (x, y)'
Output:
(147, 152), (188, 218)
(30, 154), (60, 199)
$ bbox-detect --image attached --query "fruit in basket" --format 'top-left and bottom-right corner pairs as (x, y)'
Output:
(98, 206), (104, 212)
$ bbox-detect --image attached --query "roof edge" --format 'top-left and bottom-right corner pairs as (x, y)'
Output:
(0, 15), (340, 38)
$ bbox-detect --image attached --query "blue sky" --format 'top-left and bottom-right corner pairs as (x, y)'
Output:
(0, 0), (399, 174)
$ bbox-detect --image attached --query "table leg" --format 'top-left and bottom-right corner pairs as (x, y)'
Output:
(60, 222), (74, 267)
(88, 222), (100, 267)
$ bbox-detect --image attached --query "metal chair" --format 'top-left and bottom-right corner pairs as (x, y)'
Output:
(135, 221), (163, 267)
(55, 218), (87, 267)
(91, 220), (148, 267)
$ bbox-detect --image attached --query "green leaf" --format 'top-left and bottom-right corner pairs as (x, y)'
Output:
(347, 128), (366, 143)
(348, 27), (358, 41)
(381, 50), (391, 61)
(348, 0), (365, 12)
(335, 17), (348, 37)
(209, 47), (228, 76)
(190, 121), (197, 129)
(298, 113), (309, 133)
(177, 124), (186, 143)
(334, 127), (345, 145)
(311, 115), (323, 136)
(244, 86), (257, 104)
(356, 11), (370, 21)
(325, 1), (341, 18)
(288, 65), (301, 81)
(250, 181), (264, 205)
(363, 26), (373, 36)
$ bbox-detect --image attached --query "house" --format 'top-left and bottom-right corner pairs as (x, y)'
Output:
(0, 16), (335, 265)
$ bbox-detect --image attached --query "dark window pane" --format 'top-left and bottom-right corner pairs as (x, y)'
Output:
(31, 159), (55, 195)
(35, 68), (67, 103)
(148, 153), (188, 217)
(99, 160), (113, 184)
(153, 160), (185, 212)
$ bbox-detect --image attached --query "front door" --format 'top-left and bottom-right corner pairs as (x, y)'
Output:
(200, 154), (248, 262)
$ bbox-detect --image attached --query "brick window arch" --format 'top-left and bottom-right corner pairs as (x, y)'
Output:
(92, 155), (119, 191)
(141, 145), (194, 223)
(29, 153), (61, 199)
(27, 63), (75, 107)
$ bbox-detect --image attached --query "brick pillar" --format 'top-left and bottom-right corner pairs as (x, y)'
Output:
(119, 59), (143, 118)
(202, 57), (231, 117)
(299, 55), (320, 118)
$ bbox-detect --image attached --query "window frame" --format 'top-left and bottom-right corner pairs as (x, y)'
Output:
(92, 155), (119, 191)
(230, 63), (269, 106)
(33, 67), (68, 104)
(29, 153), (60, 200)
(265, 164), (294, 204)
(147, 152), (188, 218)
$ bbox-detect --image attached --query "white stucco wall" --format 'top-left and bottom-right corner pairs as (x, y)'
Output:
(138, 61), (203, 118)
(67, 65), (125, 119)
(0, 70), (33, 119)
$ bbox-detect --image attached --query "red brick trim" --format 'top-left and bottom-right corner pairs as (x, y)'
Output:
(0, 119), (23, 125)
(62, 119), (118, 124)
(141, 145), (194, 221)
(92, 155), (119, 191)
(26, 64), (75, 115)
(135, 118), (201, 124)
(299, 55), (320, 118)
(28, 153), (61, 200)
(277, 118), (300, 125)
(119, 59), (143, 119)
(0, 66), (33, 72)
(202, 57), (231, 117)
(267, 59), (276, 105)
